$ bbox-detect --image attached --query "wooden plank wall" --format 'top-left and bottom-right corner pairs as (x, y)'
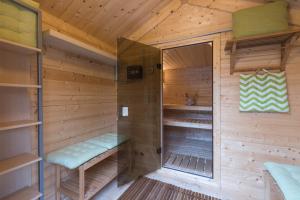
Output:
(163, 43), (213, 106)
(137, 5), (300, 200)
(41, 12), (117, 200)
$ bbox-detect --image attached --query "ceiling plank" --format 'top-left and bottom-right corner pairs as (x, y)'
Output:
(128, 0), (182, 41)
(42, 11), (116, 55)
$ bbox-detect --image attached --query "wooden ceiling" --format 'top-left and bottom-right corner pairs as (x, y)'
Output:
(36, 0), (300, 51)
(163, 43), (212, 70)
(35, 0), (174, 49)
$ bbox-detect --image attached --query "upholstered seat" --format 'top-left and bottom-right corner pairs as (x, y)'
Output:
(264, 162), (300, 200)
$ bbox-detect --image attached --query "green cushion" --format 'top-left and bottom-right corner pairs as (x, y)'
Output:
(265, 162), (300, 200)
(46, 133), (128, 169)
(233, 0), (288, 38)
(86, 133), (128, 149)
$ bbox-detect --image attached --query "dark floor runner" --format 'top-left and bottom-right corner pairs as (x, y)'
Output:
(118, 177), (220, 200)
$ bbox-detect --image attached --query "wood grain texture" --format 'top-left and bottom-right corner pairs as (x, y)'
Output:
(141, 5), (300, 198)
(42, 45), (116, 199)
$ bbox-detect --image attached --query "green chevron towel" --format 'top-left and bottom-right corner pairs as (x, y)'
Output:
(240, 71), (289, 112)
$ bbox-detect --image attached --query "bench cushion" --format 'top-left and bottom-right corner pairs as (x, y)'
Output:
(46, 133), (127, 169)
(264, 162), (300, 200)
(86, 133), (127, 149)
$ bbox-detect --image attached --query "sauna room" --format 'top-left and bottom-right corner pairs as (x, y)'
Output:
(0, 0), (300, 200)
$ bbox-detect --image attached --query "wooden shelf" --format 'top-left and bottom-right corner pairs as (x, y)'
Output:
(164, 118), (212, 130)
(224, 29), (300, 74)
(1, 186), (42, 200)
(0, 83), (41, 88)
(43, 29), (116, 65)
(0, 120), (42, 131)
(0, 153), (41, 176)
(0, 38), (41, 55)
(225, 29), (300, 50)
(61, 158), (125, 200)
(164, 104), (212, 112)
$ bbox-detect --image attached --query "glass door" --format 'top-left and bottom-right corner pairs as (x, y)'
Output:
(117, 38), (162, 184)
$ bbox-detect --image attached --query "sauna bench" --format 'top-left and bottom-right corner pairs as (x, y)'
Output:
(264, 162), (300, 200)
(46, 133), (130, 200)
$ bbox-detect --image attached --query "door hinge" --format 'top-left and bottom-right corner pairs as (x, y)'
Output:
(156, 147), (162, 154)
(157, 64), (162, 70)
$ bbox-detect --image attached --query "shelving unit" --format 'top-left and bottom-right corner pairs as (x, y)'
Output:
(0, 83), (42, 88)
(0, 153), (42, 176)
(43, 29), (116, 65)
(2, 186), (41, 200)
(225, 28), (300, 74)
(0, 38), (41, 55)
(0, 121), (42, 132)
(0, 1), (44, 199)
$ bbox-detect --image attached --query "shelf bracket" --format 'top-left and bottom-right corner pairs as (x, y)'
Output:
(230, 41), (237, 75)
(280, 33), (300, 71)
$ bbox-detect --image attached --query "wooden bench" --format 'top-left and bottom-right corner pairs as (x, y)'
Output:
(46, 133), (131, 200)
(264, 170), (285, 200)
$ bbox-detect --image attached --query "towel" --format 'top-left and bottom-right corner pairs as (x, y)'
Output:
(240, 71), (289, 112)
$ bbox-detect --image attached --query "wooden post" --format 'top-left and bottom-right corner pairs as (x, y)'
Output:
(230, 41), (237, 75)
(56, 166), (60, 200)
(79, 166), (85, 200)
(280, 33), (300, 71)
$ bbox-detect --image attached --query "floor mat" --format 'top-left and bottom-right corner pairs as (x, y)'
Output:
(118, 177), (220, 200)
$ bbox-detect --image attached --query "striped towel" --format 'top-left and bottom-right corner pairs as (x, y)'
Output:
(240, 71), (289, 112)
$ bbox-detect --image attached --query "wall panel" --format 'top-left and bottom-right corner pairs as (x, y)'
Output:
(41, 12), (117, 200)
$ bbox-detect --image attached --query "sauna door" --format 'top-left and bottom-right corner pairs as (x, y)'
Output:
(117, 38), (162, 183)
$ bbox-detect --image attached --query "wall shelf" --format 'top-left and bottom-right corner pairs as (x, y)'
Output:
(164, 104), (212, 112)
(1, 186), (41, 200)
(43, 29), (117, 65)
(0, 83), (42, 88)
(0, 153), (41, 176)
(0, 121), (42, 131)
(225, 29), (300, 74)
(164, 118), (212, 130)
(0, 39), (41, 55)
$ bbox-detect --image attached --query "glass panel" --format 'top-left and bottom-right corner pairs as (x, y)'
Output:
(117, 38), (161, 184)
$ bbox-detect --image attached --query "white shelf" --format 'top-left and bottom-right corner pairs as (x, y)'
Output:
(164, 104), (212, 112)
(164, 118), (212, 129)
(0, 83), (41, 88)
(0, 120), (42, 131)
(0, 153), (41, 176)
(0, 38), (41, 55)
(43, 29), (116, 65)
(1, 186), (42, 200)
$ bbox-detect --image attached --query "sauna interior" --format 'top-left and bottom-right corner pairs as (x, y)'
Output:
(162, 43), (213, 177)
(0, 0), (300, 200)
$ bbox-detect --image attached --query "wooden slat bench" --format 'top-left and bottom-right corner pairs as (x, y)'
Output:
(46, 133), (131, 200)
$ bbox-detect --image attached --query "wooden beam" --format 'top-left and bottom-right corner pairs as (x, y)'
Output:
(230, 41), (237, 75)
(280, 33), (300, 71)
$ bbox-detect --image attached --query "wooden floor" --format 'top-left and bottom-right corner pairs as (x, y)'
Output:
(118, 177), (219, 200)
(163, 152), (212, 178)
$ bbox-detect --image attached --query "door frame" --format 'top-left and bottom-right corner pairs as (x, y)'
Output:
(155, 34), (221, 193)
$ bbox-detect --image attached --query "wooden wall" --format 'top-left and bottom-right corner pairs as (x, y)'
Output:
(137, 3), (300, 200)
(41, 11), (117, 200)
(163, 43), (212, 106)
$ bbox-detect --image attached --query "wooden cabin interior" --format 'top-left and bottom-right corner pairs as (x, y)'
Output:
(0, 0), (300, 200)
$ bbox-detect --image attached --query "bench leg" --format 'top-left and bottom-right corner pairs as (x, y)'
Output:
(56, 166), (60, 200)
(79, 167), (85, 200)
